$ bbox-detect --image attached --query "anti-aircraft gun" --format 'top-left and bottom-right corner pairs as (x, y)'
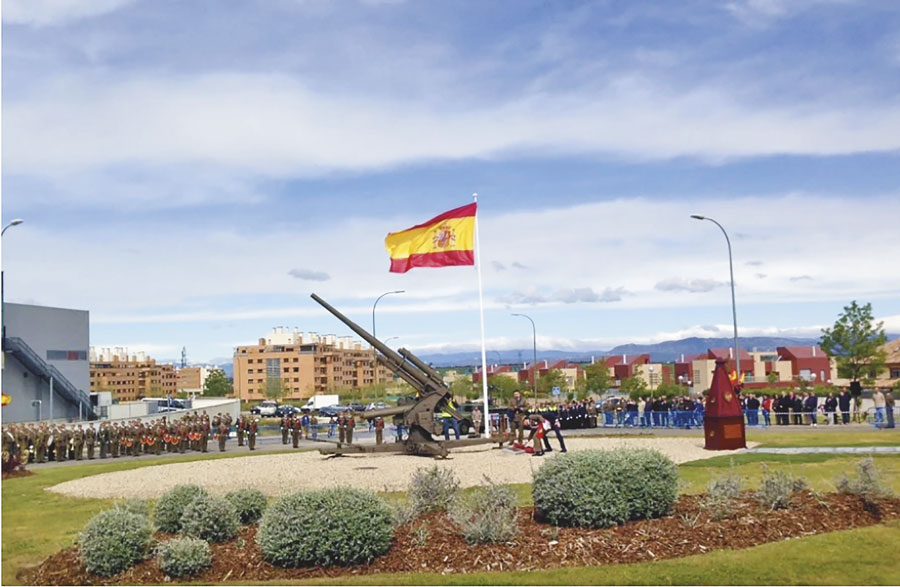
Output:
(310, 293), (505, 458)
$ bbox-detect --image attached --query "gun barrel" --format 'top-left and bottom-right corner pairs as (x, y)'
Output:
(310, 293), (434, 390)
(399, 348), (445, 389)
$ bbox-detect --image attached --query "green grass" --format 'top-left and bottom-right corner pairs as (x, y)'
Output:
(4, 438), (900, 586)
(1, 449), (299, 586)
(746, 429), (900, 448)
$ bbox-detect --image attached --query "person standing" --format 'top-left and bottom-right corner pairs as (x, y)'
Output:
(236, 416), (245, 446)
(441, 399), (460, 441)
(824, 393), (838, 425)
(839, 388), (852, 424)
(291, 416), (301, 448)
(281, 414), (290, 445)
(310, 413), (319, 440)
(510, 392), (526, 444)
(200, 418), (210, 453)
(345, 412), (356, 444)
(217, 421), (228, 451)
(301, 413), (310, 440)
(472, 406), (483, 437)
(34, 424), (48, 463)
(374, 416), (384, 445)
(873, 389), (886, 427)
(248, 418), (258, 450)
(54, 425), (68, 462)
(337, 412), (346, 444)
(885, 390), (895, 429)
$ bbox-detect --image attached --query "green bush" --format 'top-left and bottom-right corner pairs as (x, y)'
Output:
(79, 508), (153, 577)
(114, 499), (151, 518)
(836, 457), (893, 499)
(532, 448), (678, 528)
(156, 537), (211, 578)
(450, 479), (519, 545)
(225, 488), (268, 525)
(257, 487), (393, 567)
(181, 494), (238, 543)
(700, 473), (742, 521)
(408, 465), (460, 515)
(756, 465), (806, 510)
(154, 484), (210, 533)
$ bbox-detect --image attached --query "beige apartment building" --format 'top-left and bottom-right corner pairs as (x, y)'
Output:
(233, 328), (391, 402)
(89, 347), (178, 402)
(177, 365), (217, 395)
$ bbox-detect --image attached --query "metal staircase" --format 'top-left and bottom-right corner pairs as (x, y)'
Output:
(2, 336), (96, 419)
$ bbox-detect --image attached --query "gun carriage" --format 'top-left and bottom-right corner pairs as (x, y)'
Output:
(310, 293), (507, 458)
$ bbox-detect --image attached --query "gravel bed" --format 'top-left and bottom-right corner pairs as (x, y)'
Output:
(47, 437), (752, 499)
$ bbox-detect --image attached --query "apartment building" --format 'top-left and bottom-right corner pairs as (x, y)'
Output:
(233, 327), (391, 401)
(177, 365), (216, 394)
(89, 347), (178, 402)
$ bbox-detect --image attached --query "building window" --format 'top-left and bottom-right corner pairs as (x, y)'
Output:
(266, 358), (281, 379)
(891, 368), (900, 379)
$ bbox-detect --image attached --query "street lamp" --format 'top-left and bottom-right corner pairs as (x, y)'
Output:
(691, 214), (741, 379)
(2, 219), (24, 341)
(384, 336), (399, 346)
(511, 313), (537, 406)
(371, 290), (404, 339)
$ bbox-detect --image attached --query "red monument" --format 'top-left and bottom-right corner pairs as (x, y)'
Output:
(704, 357), (747, 450)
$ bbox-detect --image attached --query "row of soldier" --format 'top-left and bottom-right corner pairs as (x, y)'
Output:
(2, 411), (259, 465)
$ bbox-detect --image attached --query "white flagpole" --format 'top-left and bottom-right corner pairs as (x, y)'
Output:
(473, 193), (491, 438)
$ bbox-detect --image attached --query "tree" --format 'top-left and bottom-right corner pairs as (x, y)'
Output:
(537, 369), (566, 397)
(487, 375), (521, 404)
(261, 377), (290, 401)
(820, 301), (887, 383)
(620, 376), (648, 401)
(449, 376), (475, 401)
(583, 362), (611, 395)
(203, 368), (232, 397)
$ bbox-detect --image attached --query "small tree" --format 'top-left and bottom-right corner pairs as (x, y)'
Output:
(449, 376), (475, 400)
(261, 377), (289, 401)
(203, 368), (232, 397)
(537, 369), (566, 396)
(621, 375), (649, 401)
(584, 362), (611, 396)
(820, 301), (887, 384)
(487, 375), (520, 404)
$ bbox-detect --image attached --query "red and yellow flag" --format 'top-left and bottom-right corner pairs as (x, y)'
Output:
(385, 203), (476, 273)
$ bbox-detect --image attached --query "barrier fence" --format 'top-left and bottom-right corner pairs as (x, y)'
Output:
(584, 407), (898, 429)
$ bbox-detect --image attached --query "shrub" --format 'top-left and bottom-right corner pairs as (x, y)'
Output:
(225, 488), (268, 525)
(181, 494), (238, 543)
(257, 487), (393, 567)
(836, 457), (892, 499)
(155, 537), (211, 578)
(756, 465), (806, 510)
(114, 499), (151, 518)
(408, 465), (460, 515)
(154, 484), (210, 533)
(390, 500), (418, 527)
(700, 473), (742, 521)
(450, 479), (519, 545)
(79, 508), (153, 577)
(532, 449), (678, 528)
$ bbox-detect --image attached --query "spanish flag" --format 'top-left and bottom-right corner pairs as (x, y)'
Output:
(385, 203), (477, 273)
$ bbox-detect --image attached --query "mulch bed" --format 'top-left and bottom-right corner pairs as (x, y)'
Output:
(19, 492), (900, 585)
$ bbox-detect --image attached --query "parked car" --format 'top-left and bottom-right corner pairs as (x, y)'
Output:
(365, 401), (387, 411)
(275, 404), (301, 417)
(251, 400), (279, 417)
(318, 405), (349, 418)
(348, 402), (365, 413)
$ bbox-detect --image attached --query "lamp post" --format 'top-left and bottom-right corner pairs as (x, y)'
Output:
(691, 214), (741, 379)
(2, 219), (24, 342)
(371, 290), (404, 339)
(511, 313), (537, 406)
(384, 336), (399, 346)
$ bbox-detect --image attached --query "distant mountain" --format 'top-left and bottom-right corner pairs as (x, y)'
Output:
(415, 335), (861, 368)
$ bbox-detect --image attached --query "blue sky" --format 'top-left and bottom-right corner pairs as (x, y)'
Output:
(2, 0), (899, 364)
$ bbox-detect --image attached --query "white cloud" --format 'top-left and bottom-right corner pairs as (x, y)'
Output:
(5, 73), (900, 184)
(3, 0), (136, 26)
(655, 278), (726, 293)
(288, 268), (331, 282)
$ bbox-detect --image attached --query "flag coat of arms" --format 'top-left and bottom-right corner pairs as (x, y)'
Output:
(384, 203), (477, 273)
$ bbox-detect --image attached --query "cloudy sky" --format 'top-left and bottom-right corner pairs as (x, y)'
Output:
(3, 0), (899, 363)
